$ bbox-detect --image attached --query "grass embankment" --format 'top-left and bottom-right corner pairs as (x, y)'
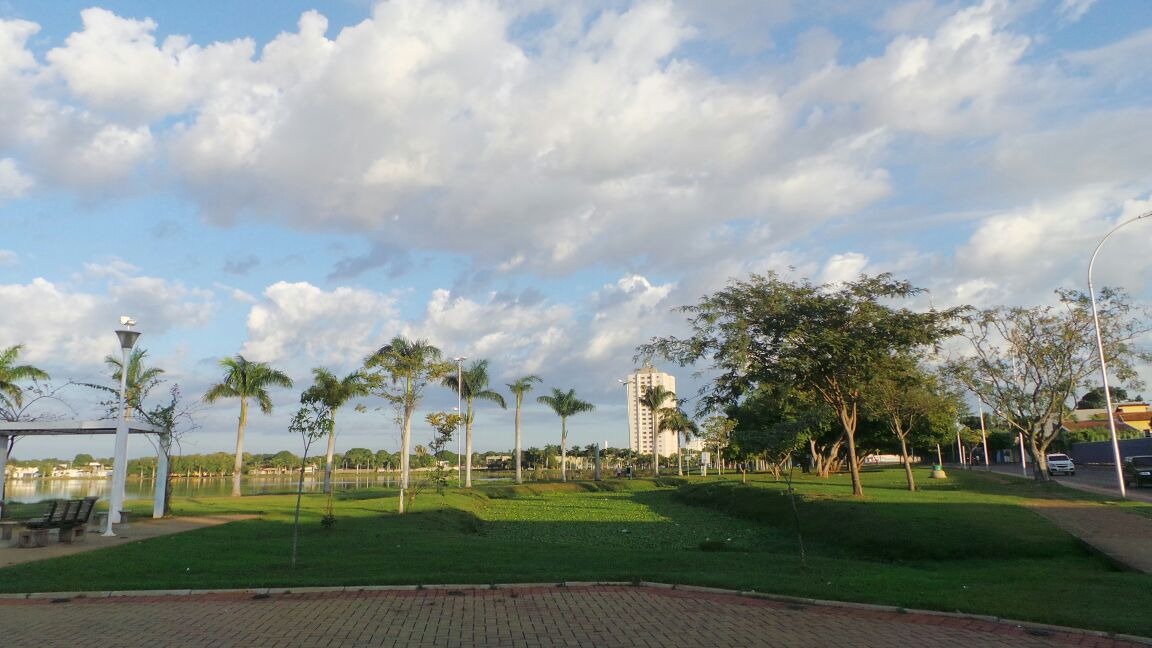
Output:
(2, 468), (1150, 637)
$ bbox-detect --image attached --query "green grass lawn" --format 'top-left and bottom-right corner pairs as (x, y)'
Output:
(3, 467), (1151, 637)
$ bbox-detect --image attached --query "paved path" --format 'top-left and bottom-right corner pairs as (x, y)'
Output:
(2, 584), (1148, 648)
(0, 515), (257, 568)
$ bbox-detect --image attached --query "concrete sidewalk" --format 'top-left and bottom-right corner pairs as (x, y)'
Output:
(2, 584), (1149, 648)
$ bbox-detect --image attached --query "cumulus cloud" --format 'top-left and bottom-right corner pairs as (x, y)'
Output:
(0, 272), (214, 371)
(240, 281), (401, 367)
(0, 158), (33, 199)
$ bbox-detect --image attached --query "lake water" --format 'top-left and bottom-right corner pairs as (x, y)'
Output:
(3, 473), (400, 503)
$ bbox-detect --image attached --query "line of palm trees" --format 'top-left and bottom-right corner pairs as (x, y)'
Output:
(4, 339), (701, 511)
(199, 335), (598, 509)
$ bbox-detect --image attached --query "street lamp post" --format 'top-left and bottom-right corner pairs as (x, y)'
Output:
(1088, 209), (1150, 499)
(453, 356), (466, 487)
(616, 379), (632, 460)
(104, 317), (140, 537)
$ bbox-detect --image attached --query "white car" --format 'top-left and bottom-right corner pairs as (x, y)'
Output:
(1047, 453), (1076, 476)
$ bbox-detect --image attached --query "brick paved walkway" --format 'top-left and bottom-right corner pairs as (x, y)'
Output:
(1, 585), (1147, 648)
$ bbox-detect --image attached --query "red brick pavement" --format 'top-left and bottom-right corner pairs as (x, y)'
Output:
(2, 585), (1148, 648)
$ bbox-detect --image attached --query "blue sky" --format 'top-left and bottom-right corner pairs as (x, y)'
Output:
(2, 0), (1151, 460)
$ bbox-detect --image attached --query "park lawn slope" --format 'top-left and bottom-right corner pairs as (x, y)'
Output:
(0, 469), (1149, 637)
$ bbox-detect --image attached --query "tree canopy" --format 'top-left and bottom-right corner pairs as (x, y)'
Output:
(946, 288), (1151, 479)
(639, 272), (963, 495)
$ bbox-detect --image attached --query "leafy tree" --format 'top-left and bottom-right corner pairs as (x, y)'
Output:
(424, 411), (463, 495)
(506, 375), (542, 484)
(287, 400), (332, 567)
(536, 388), (595, 482)
(701, 415), (736, 475)
(946, 288), (1151, 479)
(1075, 386), (1131, 410)
(0, 345), (50, 413)
(726, 383), (829, 479)
(73, 453), (94, 467)
(443, 359), (507, 487)
(863, 357), (958, 491)
(640, 272), (963, 496)
(639, 385), (676, 476)
(343, 447), (374, 468)
(363, 336), (452, 513)
(203, 355), (294, 496)
(300, 368), (371, 494)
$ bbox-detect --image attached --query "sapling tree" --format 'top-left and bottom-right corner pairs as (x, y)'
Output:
(288, 400), (332, 568)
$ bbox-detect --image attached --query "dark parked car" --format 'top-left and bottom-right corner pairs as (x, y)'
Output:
(1123, 456), (1152, 488)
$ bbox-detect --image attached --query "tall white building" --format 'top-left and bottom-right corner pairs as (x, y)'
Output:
(623, 364), (678, 457)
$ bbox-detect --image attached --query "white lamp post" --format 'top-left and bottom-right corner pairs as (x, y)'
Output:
(104, 317), (140, 536)
(453, 356), (466, 487)
(1088, 209), (1151, 498)
(617, 378), (633, 465)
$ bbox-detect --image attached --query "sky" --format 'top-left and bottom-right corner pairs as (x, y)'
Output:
(2, 0), (1151, 461)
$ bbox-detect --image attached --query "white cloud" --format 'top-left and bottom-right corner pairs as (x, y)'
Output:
(45, 8), (256, 121)
(0, 272), (213, 371)
(240, 281), (400, 368)
(0, 249), (16, 266)
(801, 0), (1032, 136)
(820, 253), (870, 285)
(419, 287), (575, 376)
(0, 158), (33, 199)
(584, 274), (677, 363)
(1057, 0), (1097, 24)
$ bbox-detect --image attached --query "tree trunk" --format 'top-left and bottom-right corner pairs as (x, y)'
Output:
(560, 418), (568, 482)
(514, 398), (523, 484)
(676, 433), (683, 476)
(465, 401), (474, 488)
(232, 398), (249, 497)
(898, 434), (916, 491)
(399, 396), (412, 514)
(323, 412), (337, 495)
(837, 400), (863, 496)
(652, 412), (660, 477)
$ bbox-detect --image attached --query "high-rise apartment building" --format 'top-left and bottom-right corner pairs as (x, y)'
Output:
(623, 364), (678, 457)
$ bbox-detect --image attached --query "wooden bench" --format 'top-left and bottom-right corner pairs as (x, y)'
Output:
(17, 497), (99, 548)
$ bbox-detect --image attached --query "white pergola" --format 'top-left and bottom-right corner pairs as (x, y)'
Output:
(0, 421), (168, 523)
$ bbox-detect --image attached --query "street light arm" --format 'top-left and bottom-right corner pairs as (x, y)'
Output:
(1087, 208), (1151, 500)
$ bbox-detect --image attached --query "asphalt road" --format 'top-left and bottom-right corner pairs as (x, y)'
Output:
(970, 462), (1152, 502)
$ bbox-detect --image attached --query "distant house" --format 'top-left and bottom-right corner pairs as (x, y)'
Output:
(1064, 403), (1152, 438)
(5, 466), (40, 479)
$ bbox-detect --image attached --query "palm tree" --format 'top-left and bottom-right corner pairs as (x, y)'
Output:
(301, 367), (371, 494)
(659, 404), (699, 476)
(105, 348), (165, 420)
(639, 385), (676, 476)
(506, 375), (542, 484)
(443, 359), (507, 487)
(203, 355), (294, 496)
(364, 336), (451, 513)
(0, 344), (50, 414)
(536, 388), (595, 482)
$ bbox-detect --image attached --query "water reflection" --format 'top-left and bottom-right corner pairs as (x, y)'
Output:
(4, 474), (399, 503)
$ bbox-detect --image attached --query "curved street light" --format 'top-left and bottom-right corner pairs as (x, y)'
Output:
(1088, 209), (1152, 499)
